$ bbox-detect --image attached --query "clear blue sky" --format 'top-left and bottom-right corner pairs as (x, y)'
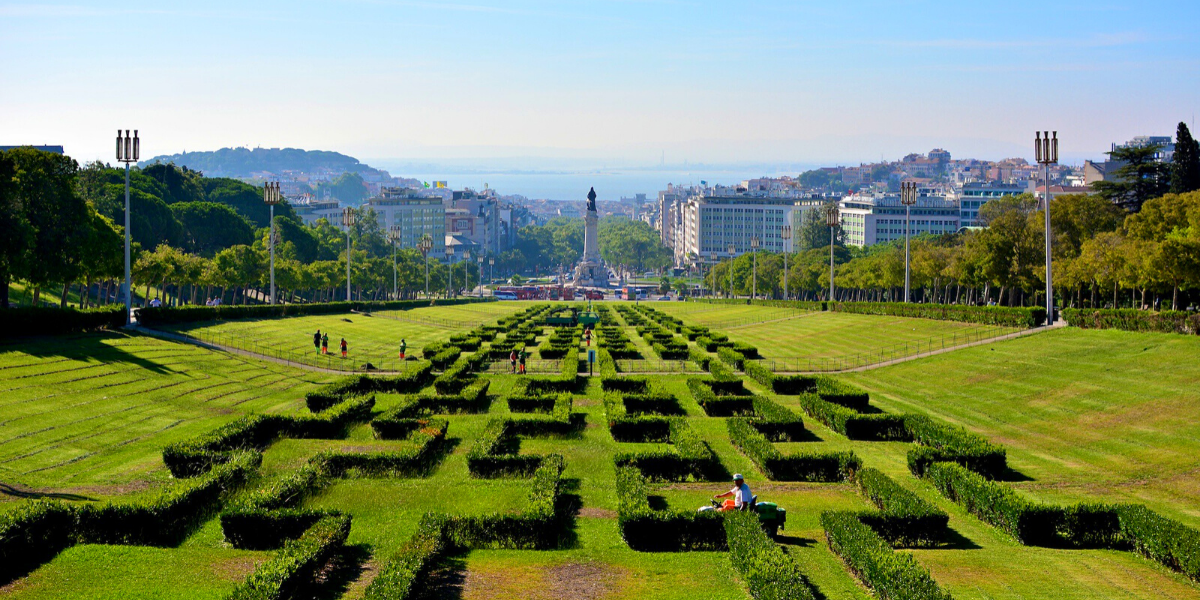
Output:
(2, 0), (1198, 166)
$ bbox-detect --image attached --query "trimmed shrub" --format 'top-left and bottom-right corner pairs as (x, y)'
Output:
(731, 342), (759, 358)
(725, 511), (817, 600)
(924, 462), (1060, 546)
(363, 514), (448, 600)
(314, 420), (448, 478)
(905, 415), (1007, 478)
(821, 511), (953, 600)
(1116, 504), (1200, 581)
(717, 346), (745, 370)
(433, 359), (472, 394)
(227, 514), (352, 600)
(2, 306), (127, 337)
(615, 466), (726, 552)
(688, 378), (755, 416)
(429, 346), (463, 370)
(797, 394), (909, 441)
(750, 396), (806, 441)
(854, 468), (948, 547)
(1063, 308), (1200, 335)
(137, 298), (493, 326)
(304, 365), (433, 412)
(727, 418), (859, 482)
(689, 345), (711, 370)
(445, 455), (565, 550)
(0, 500), (75, 584)
(614, 419), (725, 482)
(600, 377), (648, 393)
(831, 301), (1045, 328)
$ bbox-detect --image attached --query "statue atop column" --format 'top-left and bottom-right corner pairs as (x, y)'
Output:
(571, 187), (609, 288)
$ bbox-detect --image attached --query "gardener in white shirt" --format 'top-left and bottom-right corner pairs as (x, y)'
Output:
(714, 473), (753, 511)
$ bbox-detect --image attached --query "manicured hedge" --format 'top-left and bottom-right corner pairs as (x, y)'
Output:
(725, 511), (817, 600)
(688, 378), (755, 416)
(363, 514), (448, 600)
(924, 462), (1061, 546)
(137, 298), (493, 326)
(689, 345), (711, 370)
(615, 466), (727, 551)
(717, 346), (746, 370)
(304, 365), (433, 412)
(220, 464), (331, 549)
(445, 454), (565, 549)
(0, 500), (75, 584)
(226, 514), (352, 600)
(466, 412), (573, 478)
(727, 418), (859, 482)
(797, 394), (909, 441)
(749, 396), (807, 441)
(313, 419), (448, 478)
(2, 306), (126, 337)
(433, 359), (473, 393)
(1063, 308), (1200, 335)
(854, 468), (948, 547)
(831, 301), (1045, 328)
(614, 419), (725, 482)
(905, 415), (1007, 479)
(821, 511), (953, 600)
(1116, 504), (1200, 581)
(600, 376), (648, 393)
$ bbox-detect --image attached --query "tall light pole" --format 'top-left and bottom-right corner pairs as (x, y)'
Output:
(446, 245), (456, 298)
(826, 203), (839, 302)
(263, 182), (282, 304)
(477, 255), (484, 298)
(1036, 131), (1058, 325)
(489, 257), (495, 294)
(116, 129), (138, 324)
(387, 228), (400, 300)
(901, 181), (917, 303)
(418, 235), (433, 299)
(750, 236), (760, 300)
(341, 207), (355, 302)
(727, 244), (736, 298)
(781, 225), (792, 301)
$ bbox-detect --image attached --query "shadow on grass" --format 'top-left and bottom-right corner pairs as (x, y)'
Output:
(0, 482), (95, 502)
(555, 477), (583, 550)
(930, 526), (982, 550)
(310, 543), (373, 600)
(775, 534), (819, 548)
(15, 331), (179, 375)
(992, 466), (1034, 483)
(419, 554), (468, 600)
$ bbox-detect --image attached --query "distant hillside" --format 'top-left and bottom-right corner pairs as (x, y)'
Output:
(141, 147), (383, 178)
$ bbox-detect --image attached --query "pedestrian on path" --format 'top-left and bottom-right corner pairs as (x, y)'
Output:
(509, 349), (517, 373)
(518, 348), (527, 375)
(321, 333), (329, 355)
(399, 338), (407, 360)
(313, 330), (322, 354)
(340, 338), (348, 358)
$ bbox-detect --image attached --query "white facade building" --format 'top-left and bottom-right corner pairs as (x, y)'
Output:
(679, 195), (798, 267)
(838, 193), (961, 248)
(367, 187), (446, 259)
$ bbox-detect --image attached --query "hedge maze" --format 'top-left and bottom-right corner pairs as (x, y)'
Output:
(3, 300), (1200, 600)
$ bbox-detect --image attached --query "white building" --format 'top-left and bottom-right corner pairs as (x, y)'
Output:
(292, 197), (342, 226)
(678, 195), (798, 267)
(838, 192), (961, 248)
(367, 187), (447, 259)
(957, 183), (1026, 227)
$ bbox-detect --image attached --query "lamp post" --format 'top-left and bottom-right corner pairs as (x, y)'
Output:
(477, 255), (484, 298)
(418, 235), (433, 298)
(901, 181), (917, 303)
(263, 182), (282, 304)
(1035, 131), (1058, 325)
(115, 129), (139, 325)
(446, 245), (455, 299)
(387, 228), (400, 300)
(341, 207), (355, 301)
(750, 236), (760, 300)
(489, 257), (495, 294)
(781, 225), (792, 301)
(460, 250), (470, 298)
(727, 244), (736, 298)
(826, 203), (840, 302)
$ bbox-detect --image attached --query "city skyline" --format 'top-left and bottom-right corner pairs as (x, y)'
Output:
(2, 1), (1198, 166)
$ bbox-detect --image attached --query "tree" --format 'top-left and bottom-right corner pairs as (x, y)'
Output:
(171, 202), (255, 256)
(659, 276), (671, 294)
(796, 205), (844, 251)
(314, 172), (368, 205)
(1124, 191), (1200, 241)
(1171, 122), (1200, 194)
(0, 151), (31, 308)
(1092, 145), (1170, 211)
(1049, 194), (1124, 258)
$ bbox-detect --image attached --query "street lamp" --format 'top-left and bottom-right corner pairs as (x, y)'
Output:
(489, 257), (495, 293)
(781, 225), (792, 301)
(446, 245), (456, 299)
(418, 235), (433, 298)
(263, 182), (282, 305)
(115, 129), (139, 324)
(477, 255), (485, 298)
(387, 228), (400, 300)
(750, 236), (760, 300)
(727, 244), (736, 298)
(901, 181), (918, 303)
(1035, 131), (1058, 325)
(341, 207), (355, 302)
(826, 203), (840, 302)
(460, 250), (470, 298)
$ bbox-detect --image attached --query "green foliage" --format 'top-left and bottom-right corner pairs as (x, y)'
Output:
(363, 514), (448, 600)
(821, 511), (953, 600)
(170, 201), (255, 256)
(311, 419), (447, 478)
(0, 501), (77, 585)
(305, 365), (433, 412)
(688, 378), (755, 416)
(444, 454), (565, 549)
(137, 298), (494, 326)
(832, 301), (1045, 328)
(614, 419), (725, 482)
(0, 306), (126, 337)
(615, 466), (727, 551)
(925, 462), (1062, 546)
(905, 415), (1008, 478)
(1171, 122), (1200, 194)
(1116, 504), (1200, 581)
(797, 394), (909, 441)
(227, 514), (351, 600)
(1093, 144), (1171, 210)
(724, 511), (817, 600)
(727, 418), (860, 481)
(854, 468), (948, 547)
(717, 346), (746, 370)
(1063, 308), (1200, 335)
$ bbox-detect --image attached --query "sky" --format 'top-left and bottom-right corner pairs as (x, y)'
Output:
(2, 0), (1199, 169)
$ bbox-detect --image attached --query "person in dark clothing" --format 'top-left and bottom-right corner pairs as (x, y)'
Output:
(313, 330), (322, 353)
(340, 338), (348, 358)
(518, 348), (527, 375)
(321, 333), (329, 355)
(399, 339), (407, 360)
(509, 350), (517, 373)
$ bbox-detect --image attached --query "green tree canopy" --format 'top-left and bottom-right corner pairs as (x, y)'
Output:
(170, 201), (255, 256)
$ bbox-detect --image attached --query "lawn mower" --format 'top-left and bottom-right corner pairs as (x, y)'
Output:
(698, 496), (787, 537)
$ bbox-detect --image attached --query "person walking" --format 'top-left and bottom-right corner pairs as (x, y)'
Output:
(340, 338), (348, 358)
(509, 349), (517, 373)
(321, 332), (329, 355)
(518, 347), (527, 375)
(399, 338), (407, 360)
(313, 330), (322, 354)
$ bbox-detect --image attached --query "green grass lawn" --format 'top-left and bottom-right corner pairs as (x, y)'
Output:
(157, 302), (530, 369)
(844, 326), (1200, 528)
(4, 309), (1200, 599)
(0, 332), (333, 491)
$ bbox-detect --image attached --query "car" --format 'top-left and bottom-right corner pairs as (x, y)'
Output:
(657, 296), (671, 301)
